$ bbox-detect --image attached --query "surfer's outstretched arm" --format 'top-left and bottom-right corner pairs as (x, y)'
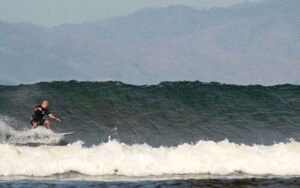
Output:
(49, 113), (62, 123)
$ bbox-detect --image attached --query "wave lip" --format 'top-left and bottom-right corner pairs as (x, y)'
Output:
(0, 139), (299, 177)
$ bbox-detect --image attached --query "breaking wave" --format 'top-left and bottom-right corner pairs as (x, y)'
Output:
(0, 139), (299, 177)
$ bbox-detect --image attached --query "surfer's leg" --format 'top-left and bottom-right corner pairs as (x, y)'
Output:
(44, 120), (51, 129)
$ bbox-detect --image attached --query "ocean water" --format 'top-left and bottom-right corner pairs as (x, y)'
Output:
(0, 81), (299, 187)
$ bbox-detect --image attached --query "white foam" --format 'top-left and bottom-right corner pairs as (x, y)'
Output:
(0, 117), (63, 145)
(0, 139), (299, 177)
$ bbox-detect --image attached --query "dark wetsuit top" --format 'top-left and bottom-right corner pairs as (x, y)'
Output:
(31, 105), (51, 125)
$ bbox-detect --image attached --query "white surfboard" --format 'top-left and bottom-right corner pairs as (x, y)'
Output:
(61, 132), (76, 136)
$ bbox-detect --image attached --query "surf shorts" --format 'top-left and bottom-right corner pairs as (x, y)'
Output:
(30, 116), (46, 126)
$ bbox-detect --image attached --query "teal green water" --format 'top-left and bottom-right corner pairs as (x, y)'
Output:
(0, 81), (299, 146)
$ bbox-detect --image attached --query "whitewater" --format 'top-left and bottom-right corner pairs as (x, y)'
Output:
(1, 138), (300, 177)
(0, 117), (64, 145)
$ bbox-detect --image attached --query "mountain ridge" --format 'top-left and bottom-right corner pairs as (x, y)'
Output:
(0, 1), (299, 85)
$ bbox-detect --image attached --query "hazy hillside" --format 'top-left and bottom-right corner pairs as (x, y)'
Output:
(0, 0), (299, 85)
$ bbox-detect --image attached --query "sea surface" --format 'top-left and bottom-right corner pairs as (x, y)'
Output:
(0, 81), (299, 187)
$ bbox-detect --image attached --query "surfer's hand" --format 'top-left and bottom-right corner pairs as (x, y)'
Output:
(56, 118), (62, 123)
(35, 107), (42, 111)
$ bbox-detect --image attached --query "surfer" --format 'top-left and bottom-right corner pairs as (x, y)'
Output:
(31, 100), (61, 129)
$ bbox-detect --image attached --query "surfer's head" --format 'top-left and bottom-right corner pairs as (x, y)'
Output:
(41, 100), (49, 108)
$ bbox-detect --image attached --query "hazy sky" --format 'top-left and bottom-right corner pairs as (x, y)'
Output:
(0, 0), (247, 26)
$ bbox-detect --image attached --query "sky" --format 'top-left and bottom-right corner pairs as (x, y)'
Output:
(0, 0), (247, 26)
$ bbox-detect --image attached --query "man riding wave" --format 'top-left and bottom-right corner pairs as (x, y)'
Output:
(31, 100), (61, 129)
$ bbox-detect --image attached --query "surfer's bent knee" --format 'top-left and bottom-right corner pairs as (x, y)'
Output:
(31, 122), (38, 129)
